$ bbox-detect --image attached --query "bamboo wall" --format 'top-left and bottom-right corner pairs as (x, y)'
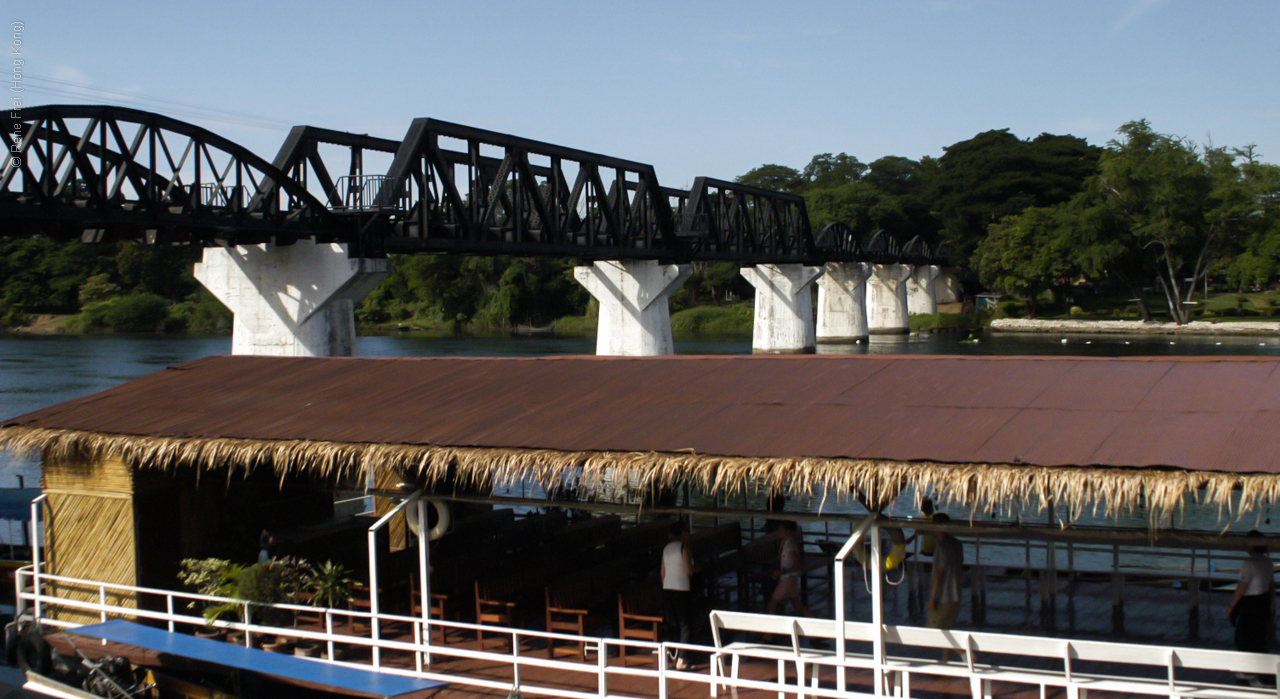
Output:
(373, 469), (408, 550)
(43, 455), (138, 624)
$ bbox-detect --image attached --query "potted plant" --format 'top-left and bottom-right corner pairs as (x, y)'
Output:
(297, 561), (355, 658)
(308, 560), (356, 609)
(177, 558), (243, 639)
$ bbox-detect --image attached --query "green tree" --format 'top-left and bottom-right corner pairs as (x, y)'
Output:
(805, 181), (883, 235)
(1084, 121), (1277, 323)
(115, 243), (199, 300)
(1216, 147), (1280, 291)
(735, 164), (805, 193)
(932, 130), (1101, 280)
(974, 206), (1075, 316)
(802, 153), (867, 189)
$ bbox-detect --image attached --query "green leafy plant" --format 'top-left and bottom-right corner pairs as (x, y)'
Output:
(307, 560), (356, 609)
(178, 558), (245, 626)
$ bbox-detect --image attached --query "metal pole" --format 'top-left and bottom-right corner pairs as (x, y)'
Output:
(30, 495), (45, 623)
(368, 526), (380, 667)
(834, 514), (877, 695)
(1045, 502), (1057, 630)
(417, 497), (431, 664)
(363, 491), (420, 669)
(871, 523), (885, 698)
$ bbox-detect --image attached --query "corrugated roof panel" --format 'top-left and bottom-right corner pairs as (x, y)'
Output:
(1030, 360), (1173, 411)
(1217, 412), (1280, 473)
(856, 406), (1022, 463)
(9, 354), (1280, 475)
(1088, 410), (1248, 470)
(1134, 361), (1278, 413)
(970, 408), (1130, 467)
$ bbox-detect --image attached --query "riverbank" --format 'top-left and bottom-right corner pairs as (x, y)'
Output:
(6, 315), (71, 334)
(990, 318), (1280, 336)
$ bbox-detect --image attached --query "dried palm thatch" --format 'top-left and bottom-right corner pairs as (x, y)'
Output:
(3, 425), (1278, 524)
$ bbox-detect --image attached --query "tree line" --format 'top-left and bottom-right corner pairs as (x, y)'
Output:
(2, 119), (1276, 332)
(739, 119), (1280, 324)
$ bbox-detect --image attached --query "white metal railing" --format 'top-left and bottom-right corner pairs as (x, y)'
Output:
(16, 566), (1280, 699)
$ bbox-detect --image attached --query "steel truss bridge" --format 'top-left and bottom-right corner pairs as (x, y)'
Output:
(2, 105), (944, 266)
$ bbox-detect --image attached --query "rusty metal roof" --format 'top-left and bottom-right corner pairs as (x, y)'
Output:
(5, 353), (1280, 474)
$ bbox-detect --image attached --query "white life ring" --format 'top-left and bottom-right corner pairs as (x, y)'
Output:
(406, 497), (451, 541)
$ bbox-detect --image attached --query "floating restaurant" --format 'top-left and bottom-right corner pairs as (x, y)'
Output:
(2, 353), (1280, 698)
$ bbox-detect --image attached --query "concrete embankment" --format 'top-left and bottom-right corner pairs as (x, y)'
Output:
(990, 318), (1280, 336)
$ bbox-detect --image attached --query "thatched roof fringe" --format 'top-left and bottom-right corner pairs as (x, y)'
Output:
(5, 425), (1280, 522)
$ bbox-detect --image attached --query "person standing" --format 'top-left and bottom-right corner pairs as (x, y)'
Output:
(1229, 531), (1274, 685)
(927, 513), (963, 653)
(257, 529), (275, 564)
(661, 521), (695, 670)
(917, 499), (939, 557)
(767, 520), (812, 617)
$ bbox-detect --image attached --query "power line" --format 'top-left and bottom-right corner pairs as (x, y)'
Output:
(20, 75), (294, 131)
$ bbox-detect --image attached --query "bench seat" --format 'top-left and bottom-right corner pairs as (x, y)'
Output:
(707, 610), (1280, 699)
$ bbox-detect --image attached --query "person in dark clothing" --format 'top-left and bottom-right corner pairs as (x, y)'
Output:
(1229, 531), (1274, 687)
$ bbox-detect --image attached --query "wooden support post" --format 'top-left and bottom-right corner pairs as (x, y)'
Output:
(1111, 545), (1124, 634)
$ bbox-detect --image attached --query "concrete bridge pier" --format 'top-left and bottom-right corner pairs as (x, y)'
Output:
(936, 267), (962, 304)
(573, 260), (691, 356)
(816, 262), (871, 343)
(741, 264), (823, 353)
(194, 241), (389, 357)
(868, 263), (911, 335)
(907, 264), (941, 315)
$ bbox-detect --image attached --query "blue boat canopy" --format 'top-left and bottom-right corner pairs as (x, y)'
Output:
(67, 621), (444, 698)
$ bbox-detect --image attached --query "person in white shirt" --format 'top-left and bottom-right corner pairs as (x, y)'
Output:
(767, 520), (812, 617)
(927, 515), (963, 626)
(661, 521), (695, 669)
(1229, 531), (1274, 669)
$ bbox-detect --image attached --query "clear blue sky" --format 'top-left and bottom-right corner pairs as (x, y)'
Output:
(13, 1), (1280, 187)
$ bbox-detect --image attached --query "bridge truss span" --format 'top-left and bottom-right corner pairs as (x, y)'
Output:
(3, 104), (947, 269)
(379, 118), (686, 261)
(2, 105), (332, 247)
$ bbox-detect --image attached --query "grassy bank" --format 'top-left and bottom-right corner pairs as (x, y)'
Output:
(991, 289), (1280, 323)
(910, 312), (980, 333)
(670, 303), (754, 337)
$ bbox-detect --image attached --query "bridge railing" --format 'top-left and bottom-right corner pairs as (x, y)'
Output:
(332, 175), (409, 212)
(197, 183), (246, 210)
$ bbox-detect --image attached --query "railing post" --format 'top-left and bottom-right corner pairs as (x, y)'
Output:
(244, 603), (252, 648)
(30, 495), (45, 624)
(871, 522), (885, 697)
(835, 514), (877, 695)
(413, 621), (423, 674)
(368, 526), (380, 668)
(99, 586), (107, 622)
(166, 596), (175, 632)
(657, 642), (669, 699)
(1111, 544), (1124, 634)
(417, 497), (431, 665)
(511, 630), (521, 691)
(364, 491), (421, 670)
(14, 568), (25, 620)
(597, 639), (608, 699)
(325, 610), (335, 661)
